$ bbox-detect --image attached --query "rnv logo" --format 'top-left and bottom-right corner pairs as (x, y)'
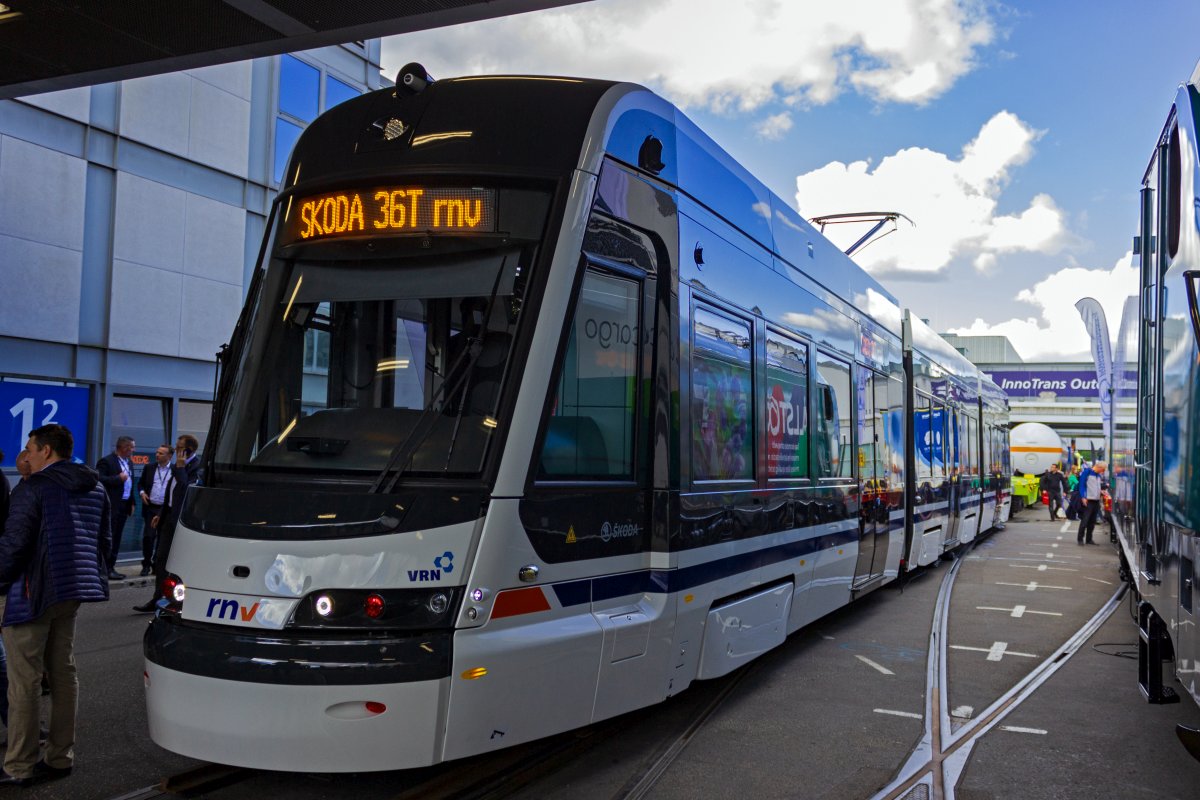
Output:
(205, 598), (260, 622)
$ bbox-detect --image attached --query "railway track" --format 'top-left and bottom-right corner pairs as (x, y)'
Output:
(871, 546), (1126, 800)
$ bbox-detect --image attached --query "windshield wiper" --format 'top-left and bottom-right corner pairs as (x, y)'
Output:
(370, 257), (509, 493)
(369, 337), (481, 494)
(442, 257), (508, 471)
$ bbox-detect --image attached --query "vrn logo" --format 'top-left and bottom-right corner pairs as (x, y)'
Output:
(205, 597), (260, 622)
(408, 551), (454, 582)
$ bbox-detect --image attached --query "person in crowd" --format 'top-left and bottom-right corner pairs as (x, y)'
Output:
(1077, 461), (1106, 545)
(137, 445), (173, 577)
(1066, 463), (1084, 520)
(1041, 463), (1068, 521)
(134, 435), (200, 613)
(0, 424), (110, 786)
(95, 436), (136, 581)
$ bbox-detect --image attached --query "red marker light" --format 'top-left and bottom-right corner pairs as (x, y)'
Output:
(365, 702), (386, 715)
(364, 594), (385, 619)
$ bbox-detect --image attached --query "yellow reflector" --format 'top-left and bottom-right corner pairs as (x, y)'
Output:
(684, 594), (694, 604)
(800, 559), (805, 566)
(461, 667), (488, 680)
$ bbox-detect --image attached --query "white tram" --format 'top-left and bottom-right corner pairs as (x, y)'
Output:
(143, 67), (1011, 772)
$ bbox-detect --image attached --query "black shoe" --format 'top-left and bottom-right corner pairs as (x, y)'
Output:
(0, 772), (35, 787)
(32, 761), (70, 780)
(108, 571), (124, 581)
(1086, 540), (1097, 545)
(139, 566), (152, 576)
(133, 601), (157, 613)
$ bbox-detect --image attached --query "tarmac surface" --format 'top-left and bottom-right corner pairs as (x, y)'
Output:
(6, 509), (1200, 799)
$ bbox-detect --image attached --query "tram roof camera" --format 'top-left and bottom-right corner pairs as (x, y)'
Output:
(397, 62), (433, 95)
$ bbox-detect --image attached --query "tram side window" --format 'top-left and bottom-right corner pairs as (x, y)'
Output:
(765, 333), (808, 480)
(539, 270), (640, 479)
(930, 402), (946, 481)
(815, 352), (852, 479)
(692, 306), (754, 482)
(964, 414), (977, 485)
(915, 395), (933, 479)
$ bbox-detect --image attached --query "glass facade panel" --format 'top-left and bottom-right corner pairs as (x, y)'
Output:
(280, 55), (319, 122)
(273, 117), (302, 184)
(178, 400), (213, 451)
(326, 76), (359, 109)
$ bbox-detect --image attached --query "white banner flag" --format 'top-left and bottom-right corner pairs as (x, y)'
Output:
(1075, 297), (1113, 442)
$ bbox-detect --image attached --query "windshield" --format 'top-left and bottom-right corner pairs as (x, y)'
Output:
(213, 242), (531, 480)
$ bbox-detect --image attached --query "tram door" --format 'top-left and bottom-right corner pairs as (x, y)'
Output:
(854, 369), (887, 586)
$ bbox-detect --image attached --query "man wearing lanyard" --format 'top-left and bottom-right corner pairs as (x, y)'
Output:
(137, 445), (172, 577)
(96, 436), (135, 581)
(133, 435), (200, 613)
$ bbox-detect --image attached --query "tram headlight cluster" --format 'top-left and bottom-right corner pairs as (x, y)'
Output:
(289, 587), (463, 630)
(160, 574), (186, 615)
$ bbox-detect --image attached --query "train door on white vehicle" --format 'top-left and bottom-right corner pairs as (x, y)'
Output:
(854, 368), (887, 586)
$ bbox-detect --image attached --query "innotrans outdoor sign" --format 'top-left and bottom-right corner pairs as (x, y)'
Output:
(982, 370), (1108, 399)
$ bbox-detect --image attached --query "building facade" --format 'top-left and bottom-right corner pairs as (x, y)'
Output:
(0, 41), (386, 558)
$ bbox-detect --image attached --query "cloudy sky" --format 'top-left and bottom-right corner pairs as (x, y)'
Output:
(381, 0), (1200, 361)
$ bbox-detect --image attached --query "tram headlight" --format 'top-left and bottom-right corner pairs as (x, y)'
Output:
(427, 592), (449, 615)
(171, 581), (186, 604)
(289, 587), (462, 629)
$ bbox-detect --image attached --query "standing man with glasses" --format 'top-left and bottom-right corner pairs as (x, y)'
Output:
(137, 445), (172, 577)
(96, 436), (135, 581)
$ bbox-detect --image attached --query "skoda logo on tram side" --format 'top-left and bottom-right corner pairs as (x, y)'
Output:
(600, 521), (642, 543)
(408, 551), (455, 582)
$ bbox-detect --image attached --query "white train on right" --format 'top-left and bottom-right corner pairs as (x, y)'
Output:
(1110, 58), (1200, 760)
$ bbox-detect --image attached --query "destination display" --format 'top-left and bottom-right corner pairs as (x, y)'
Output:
(281, 186), (497, 244)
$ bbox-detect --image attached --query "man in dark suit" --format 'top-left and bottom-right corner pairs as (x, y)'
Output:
(95, 436), (135, 581)
(133, 434), (200, 612)
(137, 444), (172, 577)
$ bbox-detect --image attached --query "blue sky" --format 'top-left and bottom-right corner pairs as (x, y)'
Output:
(382, 0), (1200, 360)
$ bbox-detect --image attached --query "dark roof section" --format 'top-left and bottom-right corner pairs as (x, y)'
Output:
(0, 0), (585, 101)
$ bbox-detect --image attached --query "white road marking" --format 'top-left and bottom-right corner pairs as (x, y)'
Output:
(950, 642), (1038, 661)
(1060, 522), (1071, 533)
(951, 705), (974, 719)
(1083, 576), (1114, 585)
(1001, 725), (1048, 735)
(977, 605), (1064, 618)
(856, 655), (895, 675)
(1010, 564), (1077, 573)
(874, 708), (922, 719)
(1019, 552), (1083, 560)
(996, 581), (1073, 592)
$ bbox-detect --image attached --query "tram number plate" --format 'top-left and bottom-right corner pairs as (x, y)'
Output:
(183, 589), (296, 630)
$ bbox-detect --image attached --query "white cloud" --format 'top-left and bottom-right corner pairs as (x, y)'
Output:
(948, 252), (1137, 360)
(755, 112), (793, 141)
(383, 0), (995, 113)
(795, 111), (1067, 274)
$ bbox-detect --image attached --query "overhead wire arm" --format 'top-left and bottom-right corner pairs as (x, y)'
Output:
(810, 211), (915, 258)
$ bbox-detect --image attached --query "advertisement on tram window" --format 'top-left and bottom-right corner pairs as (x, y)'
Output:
(766, 366), (808, 479)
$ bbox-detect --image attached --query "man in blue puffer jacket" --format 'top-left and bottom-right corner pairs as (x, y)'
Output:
(0, 424), (110, 787)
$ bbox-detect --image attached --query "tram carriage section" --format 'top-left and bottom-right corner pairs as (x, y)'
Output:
(141, 66), (1012, 772)
(1111, 60), (1200, 759)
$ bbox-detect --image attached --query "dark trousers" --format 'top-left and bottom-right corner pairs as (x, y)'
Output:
(150, 519), (177, 601)
(141, 504), (162, 569)
(1048, 491), (1064, 520)
(1078, 500), (1099, 542)
(108, 507), (129, 570)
